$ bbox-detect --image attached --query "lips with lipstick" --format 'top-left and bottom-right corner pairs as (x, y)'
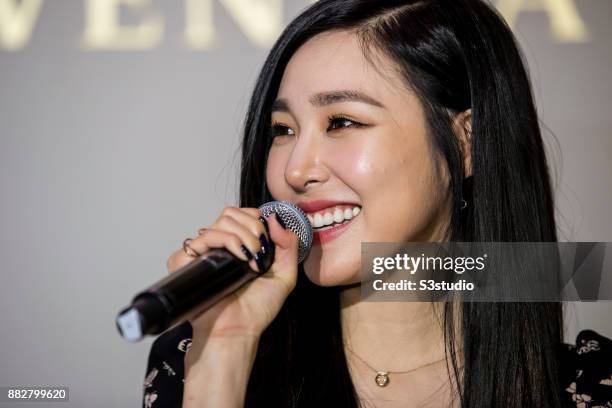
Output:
(297, 200), (361, 244)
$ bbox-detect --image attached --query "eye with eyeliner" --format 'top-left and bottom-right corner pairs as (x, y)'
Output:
(269, 115), (367, 138)
(326, 114), (367, 132)
(269, 121), (294, 138)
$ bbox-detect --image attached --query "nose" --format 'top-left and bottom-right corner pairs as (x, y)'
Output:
(284, 131), (329, 192)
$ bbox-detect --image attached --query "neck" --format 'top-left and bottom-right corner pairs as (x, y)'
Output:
(339, 284), (451, 372)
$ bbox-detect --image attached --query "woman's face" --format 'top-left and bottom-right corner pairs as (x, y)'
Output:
(265, 30), (452, 286)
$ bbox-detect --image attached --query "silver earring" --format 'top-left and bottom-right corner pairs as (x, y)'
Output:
(461, 199), (467, 210)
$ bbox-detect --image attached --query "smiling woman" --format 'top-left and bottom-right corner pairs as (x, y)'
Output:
(141, 1), (611, 407)
(265, 28), (453, 287)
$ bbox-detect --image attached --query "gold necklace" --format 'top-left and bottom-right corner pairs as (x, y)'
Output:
(344, 344), (446, 387)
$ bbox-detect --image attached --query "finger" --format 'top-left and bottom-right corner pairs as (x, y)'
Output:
(167, 229), (253, 274)
(219, 206), (262, 223)
(235, 207), (263, 219)
(228, 208), (272, 243)
(213, 215), (270, 272)
(218, 207), (270, 249)
(213, 208), (273, 272)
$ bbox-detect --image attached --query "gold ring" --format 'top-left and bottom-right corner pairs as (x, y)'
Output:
(182, 238), (201, 257)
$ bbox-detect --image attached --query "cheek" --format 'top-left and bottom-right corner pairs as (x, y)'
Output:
(337, 132), (448, 241)
(265, 149), (286, 199)
(327, 138), (379, 188)
(380, 154), (448, 240)
(328, 135), (418, 200)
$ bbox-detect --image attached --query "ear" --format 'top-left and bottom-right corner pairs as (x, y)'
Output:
(453, 109), (472, 178)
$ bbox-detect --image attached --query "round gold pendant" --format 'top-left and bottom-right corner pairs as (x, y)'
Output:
(375, 371), (389, 387)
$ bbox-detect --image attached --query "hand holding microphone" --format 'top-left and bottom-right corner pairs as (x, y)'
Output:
(168, 205), (300, 341)
(115, 201), (312, 343)
(114, 201), (312, 408)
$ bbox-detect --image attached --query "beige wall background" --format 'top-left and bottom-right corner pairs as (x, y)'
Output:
(0, 1), (610, 406)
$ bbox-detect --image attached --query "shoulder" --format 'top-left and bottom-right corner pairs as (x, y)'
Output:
(560, 329), (612, 407)
(142, 321), (192, 408)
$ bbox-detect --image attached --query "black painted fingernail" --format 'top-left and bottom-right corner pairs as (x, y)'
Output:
(254, 251), (267, 273)
(259, 233), (270, 255)
(275, 212), (287, 229)
(240, 244), (254, 261)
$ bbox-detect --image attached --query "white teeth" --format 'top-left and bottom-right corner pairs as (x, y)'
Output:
(314, 213), (323, 228)
(333, 208), (344, 223)
(307, 205), (361, 229)
(323, 212), (334, 226)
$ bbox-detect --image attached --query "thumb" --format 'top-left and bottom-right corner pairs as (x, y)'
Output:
(266, 212), (300, 256)
(265, 212), (300, 281)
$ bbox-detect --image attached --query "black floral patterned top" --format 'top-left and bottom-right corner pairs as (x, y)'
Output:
(142, 322), (612, 408)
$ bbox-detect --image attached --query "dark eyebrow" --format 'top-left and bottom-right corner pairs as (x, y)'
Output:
(271, 90), (385, 114)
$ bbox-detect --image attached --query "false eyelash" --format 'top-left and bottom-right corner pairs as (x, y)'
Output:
(268, 116), (366, 138)
(271, 121), (288, 128)
(327, 115), (366, 129)
(269, 121), (293, 137)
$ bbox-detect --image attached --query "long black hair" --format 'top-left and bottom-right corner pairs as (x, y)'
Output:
(238, 0), (563, 406)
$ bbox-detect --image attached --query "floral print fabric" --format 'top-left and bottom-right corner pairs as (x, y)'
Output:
(142, 322), (612, 407)
(143, 321), (191, 408)
(562, 330), (612, 407)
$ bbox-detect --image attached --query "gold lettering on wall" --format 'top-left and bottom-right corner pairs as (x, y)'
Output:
(0, 0), (43, 50)
(184, 0), (216, 49)
(496, 0), (590, 42)
(0, 0), (595, 50)
(184, 0), (283, 49)
(81, 0), (164, 50)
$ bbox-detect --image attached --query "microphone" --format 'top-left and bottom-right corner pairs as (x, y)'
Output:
(115, 201), (312, 342)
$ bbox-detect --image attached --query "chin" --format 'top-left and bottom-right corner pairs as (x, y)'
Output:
(302, 254), (360, 287)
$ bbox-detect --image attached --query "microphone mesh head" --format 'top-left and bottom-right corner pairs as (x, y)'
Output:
(259, 201), (313, 263)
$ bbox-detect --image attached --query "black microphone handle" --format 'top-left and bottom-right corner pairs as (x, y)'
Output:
(116, 248), (266, 342)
